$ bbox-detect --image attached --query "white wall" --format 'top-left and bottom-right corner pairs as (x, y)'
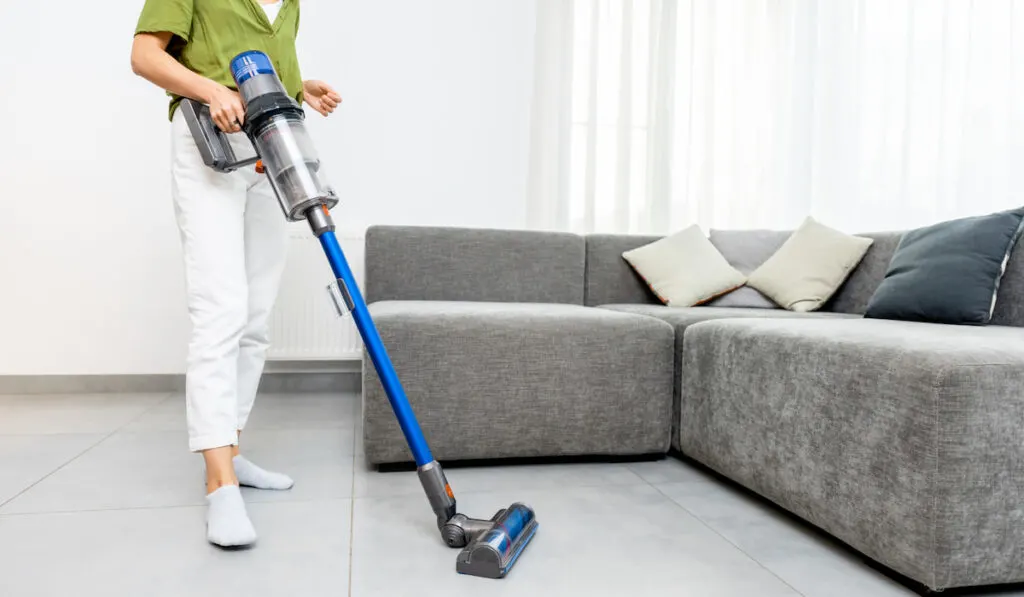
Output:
(0, 0), (537, 375)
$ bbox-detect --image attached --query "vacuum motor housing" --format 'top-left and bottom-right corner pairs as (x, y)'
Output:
(229, 51), (339, 221)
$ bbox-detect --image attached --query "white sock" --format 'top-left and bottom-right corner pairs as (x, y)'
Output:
(206, 485), (257, 547)
(233, 455), (294, 490)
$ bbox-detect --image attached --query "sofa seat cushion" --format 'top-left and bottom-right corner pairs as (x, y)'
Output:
(680, 317), (1024, 590)
(599, 304), (860, 334)
(361, 301), (675, 464)
(599, 305), (860, 451)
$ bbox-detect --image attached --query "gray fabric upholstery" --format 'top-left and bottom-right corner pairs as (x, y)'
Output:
(680, 317), (1024, 590)
(822, 231), (903, 314)
(601, 305), (858, 450)
(362, 301), (675, 464)
(363, 225), (585, 304)
(583, 234), (664, 306)
(707, 229), (792, 308)
(599, 304), (858, 332)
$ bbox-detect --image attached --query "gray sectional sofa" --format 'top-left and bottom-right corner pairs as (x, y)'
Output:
(359, 224), (1024, 592)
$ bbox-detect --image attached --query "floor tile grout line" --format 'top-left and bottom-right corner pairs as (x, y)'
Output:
(348, 399), (359, 597)
(0, 495), (355, 519)
(0, 392), (179, 511)
(349, 475), (658, 502)
(649, 482), (808, 597)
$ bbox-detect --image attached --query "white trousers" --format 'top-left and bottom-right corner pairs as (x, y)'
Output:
(170, 108), (288, 452)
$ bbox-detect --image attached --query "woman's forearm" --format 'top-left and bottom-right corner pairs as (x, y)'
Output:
(131, 33), (219, 103)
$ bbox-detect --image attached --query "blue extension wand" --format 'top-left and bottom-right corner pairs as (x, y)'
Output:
(178, 50), (538, 579)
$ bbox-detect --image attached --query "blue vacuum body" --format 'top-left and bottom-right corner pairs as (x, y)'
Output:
(179, 50), (538, 579)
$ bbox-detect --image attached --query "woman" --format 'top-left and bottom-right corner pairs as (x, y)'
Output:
(130, 0), (341, 547)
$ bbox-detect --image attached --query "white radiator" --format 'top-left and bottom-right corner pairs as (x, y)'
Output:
(267, 229), (365, 360)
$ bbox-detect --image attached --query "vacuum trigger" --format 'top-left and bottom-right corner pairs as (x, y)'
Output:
(255, 159), (265, 174)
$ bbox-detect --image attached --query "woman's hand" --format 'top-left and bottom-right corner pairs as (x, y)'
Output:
(204, 83), (246, 133)
(303, 80), (342, 117)
(131, 33), (243, 133)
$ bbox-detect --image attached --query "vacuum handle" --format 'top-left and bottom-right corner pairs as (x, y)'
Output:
(179, 98), (259, 173)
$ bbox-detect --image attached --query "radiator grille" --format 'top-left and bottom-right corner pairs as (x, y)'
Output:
(266, 230), (364, 360)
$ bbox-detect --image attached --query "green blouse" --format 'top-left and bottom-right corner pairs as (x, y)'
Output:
(135, 0), (303, 120)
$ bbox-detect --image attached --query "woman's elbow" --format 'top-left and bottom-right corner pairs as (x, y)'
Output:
(130, 34), (162, 76)
(130, 44), (144, 75)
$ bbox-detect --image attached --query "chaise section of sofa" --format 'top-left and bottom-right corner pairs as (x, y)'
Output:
(680, 316), (1024, 590)
(600, 304), (861, 449)
(582, 231), (902, 451)
(360, 225), (675, 465)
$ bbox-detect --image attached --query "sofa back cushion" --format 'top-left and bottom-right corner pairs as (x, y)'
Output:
(364, 225), (585, 304)
(822, 232), (904, 314)
(584, 234), (664, 306)
(706, 229), (791, 308)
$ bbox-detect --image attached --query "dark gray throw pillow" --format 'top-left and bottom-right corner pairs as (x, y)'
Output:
(864, 207), (1024, 325)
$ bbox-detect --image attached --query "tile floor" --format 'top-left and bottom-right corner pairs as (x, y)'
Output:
(0, 391), (1017, 596)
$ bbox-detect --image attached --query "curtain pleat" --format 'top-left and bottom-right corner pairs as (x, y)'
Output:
(529, 0), (1024, 234)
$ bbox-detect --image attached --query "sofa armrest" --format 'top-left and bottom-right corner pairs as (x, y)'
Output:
(363, 225), (585, 304)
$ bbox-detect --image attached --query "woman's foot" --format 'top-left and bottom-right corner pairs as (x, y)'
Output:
(232, 454), (294, 490)
(206, 484), (257, 547)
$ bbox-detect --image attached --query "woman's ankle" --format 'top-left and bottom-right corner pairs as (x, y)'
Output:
(206, 475), (239, 495)
(202, 444), (239, 495)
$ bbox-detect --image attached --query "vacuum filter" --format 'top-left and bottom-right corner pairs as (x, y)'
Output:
(231, 51), (339, 221)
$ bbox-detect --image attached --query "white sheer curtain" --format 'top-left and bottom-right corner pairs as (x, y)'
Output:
(526, 0), (1024, 235)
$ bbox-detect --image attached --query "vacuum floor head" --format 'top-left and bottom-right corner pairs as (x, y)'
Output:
(418, 463), (538, 579)
(453, 503), (538, 579)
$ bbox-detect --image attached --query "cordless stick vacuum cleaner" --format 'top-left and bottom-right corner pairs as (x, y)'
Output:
(180, 51), (538, 579)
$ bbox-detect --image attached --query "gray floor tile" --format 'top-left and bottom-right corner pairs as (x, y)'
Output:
(656, 462), (916, 596)
(119, 392), (186, 432)
(354, 456), (645, 499)
(0, 430), (202, 514)
(1, 391), (979, 595)
(244, 392), (359, 430)
(0, 434), (105, 505)
(350, 483), (801, 597)
(240, 428), (356, 503)
(0, 499), (351, 597)
(124, 392), (359, 433)
(1, 427), (357, 513)
(0, 393), (168, 435)
(628, 455), (697, 485)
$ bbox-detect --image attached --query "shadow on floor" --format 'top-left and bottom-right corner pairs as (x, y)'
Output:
(372, 448), (1024, 597)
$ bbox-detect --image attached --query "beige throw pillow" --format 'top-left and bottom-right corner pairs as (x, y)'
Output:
(622, 225), (746, 306)
(747, 217), (874, 312)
